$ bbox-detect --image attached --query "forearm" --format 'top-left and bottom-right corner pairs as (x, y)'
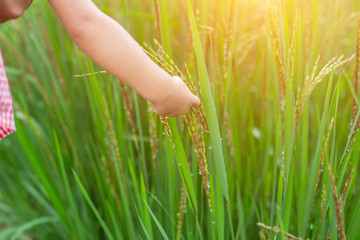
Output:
(48, 0), (172, 103)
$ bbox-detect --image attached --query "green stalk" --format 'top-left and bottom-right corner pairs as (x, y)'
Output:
(300, 72), (334, 237)
(186, 0), (229, 203)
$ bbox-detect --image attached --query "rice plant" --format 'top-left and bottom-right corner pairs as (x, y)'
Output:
(1, 0), (360, 239)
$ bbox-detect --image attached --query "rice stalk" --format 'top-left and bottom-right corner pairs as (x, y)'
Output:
(194, 0), (199, 24)
(224, 112), (235, 161)
(185, 66), (210, 140)
(143, 40), (209, 140)
(198, 121), (207, 172)
(268, 5), (287, 185)
(184, 112), (211, 210)
(143, 38), (213, 210)
(350, 18), (360, 145)
(103, 127), (115, 181)
(326, 230), (331, 240)
(327, 164), (346, 240)
(307, 117), (334, 233)
(223, 0), (236, 78)
(256, 222), (303, 240)
(318, 184), (327, 240)
(289, 21), (296, 88)
(147, 103), (158, 173)
(198, 25), (215, 35)
(160, 116), (175, 149)
(315, 117), (334, 195)
(73, 70), (139, 150)
(352, 18), (360, 123)
(181, 0), (196, 69)
(0, 34), (49, 103)
(267, 6), (286, 103)
(119, 82), (139, 151)
(103, 95), (125, 185)
(100, 156), (121, 210)
(261, 49), (268, 122)
(341, 166), (355, 209)
(294, 55), (355, 136)
(73, 71), (107, 78)
(153, 40), (199, 95)
(187, 0), (230, 202)
(176, 186), (187, 240)
(258, 231), (266, 240)
(153, 0), (162, 44)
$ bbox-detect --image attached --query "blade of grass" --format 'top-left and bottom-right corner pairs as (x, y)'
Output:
(144, 201), (170, 240)
(72, 170), (115, 240)
(186, 0), (230, 203)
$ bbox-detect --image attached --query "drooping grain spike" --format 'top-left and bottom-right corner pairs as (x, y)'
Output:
(103, 95), (126, 185)
(326, 229), (331, 240)
(307, 118), (333, 233)
(148, 102), (158, 173)
(225, 112), (236, 161)
(341, 166), (355, 209)
(184, 113), (212, 210)
(73, 70), (107, 78)
(315, 118), (334, 195)
(145, 42), (211, 144)
(294, 56), (320, 136)
(191, 107), (210, 140)
(176, 187), (187, 240)
(160, 116), (175, 149)
(318, 184), (326, 238)
(199, 120), (208, 172)
(119, 82), (139, 151)
(256, 222), (303, 240)
(327, 164), (346, 240)
(281, 144), (286, 184)
(184, 64), (198, 96)
(188, 64), (210, 140)
(182, 65), (210, 142)
(261, 49), (268, 123)
(295, 55), (354, 136)
(100, 156), (116, 198)
(289, 21), (296, 85)
(153, 0), (162, 45)
(192, 111), (208, 174)
(268, 6), (286, 102)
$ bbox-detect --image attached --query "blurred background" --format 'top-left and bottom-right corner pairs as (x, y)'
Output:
(0, 0), (360, 239)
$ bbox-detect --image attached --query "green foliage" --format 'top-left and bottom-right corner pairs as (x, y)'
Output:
(1, 0), (360, 239)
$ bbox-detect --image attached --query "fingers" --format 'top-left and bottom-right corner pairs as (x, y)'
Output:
(191, 95), (200, 108)
(175, 77), (201, 114)
(151, 75), (201, 117)
(172, 75), (200, 107)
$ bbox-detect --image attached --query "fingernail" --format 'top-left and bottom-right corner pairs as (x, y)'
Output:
(195, 96), (200, 106)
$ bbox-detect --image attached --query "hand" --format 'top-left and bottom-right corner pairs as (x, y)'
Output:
(0, 0), (33, 23)
(151, 76), (200, 117)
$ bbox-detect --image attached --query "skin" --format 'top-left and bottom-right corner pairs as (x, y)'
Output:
(0, 0), (200, 117)
(0, 0), (32, 23)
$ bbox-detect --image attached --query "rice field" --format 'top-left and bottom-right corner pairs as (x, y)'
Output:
(1, 0), (360, 239)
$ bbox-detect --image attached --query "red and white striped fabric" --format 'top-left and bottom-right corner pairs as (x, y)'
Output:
(0, 50), (15, 140)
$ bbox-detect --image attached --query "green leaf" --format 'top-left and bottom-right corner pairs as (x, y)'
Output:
(186, 0), (229, 203)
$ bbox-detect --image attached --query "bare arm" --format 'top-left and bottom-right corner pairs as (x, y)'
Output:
(48, 0), (199, 116)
